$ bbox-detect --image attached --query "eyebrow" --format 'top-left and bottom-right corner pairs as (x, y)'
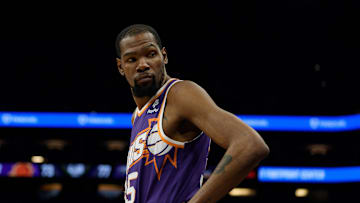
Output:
(123, 43), (157, 57)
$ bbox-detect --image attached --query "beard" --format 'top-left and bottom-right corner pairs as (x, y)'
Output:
(132, 74), (163, 97)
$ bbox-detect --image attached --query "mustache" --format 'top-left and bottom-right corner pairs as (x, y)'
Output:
(135, 74), (154, 82)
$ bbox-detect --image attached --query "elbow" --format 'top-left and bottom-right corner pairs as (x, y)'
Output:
(257, 142), (270, 160)
(229, 132), (270, 161)
(251, 138), (270, 162)
(250, 132), (270, 160)
(245, 137), (270, 162)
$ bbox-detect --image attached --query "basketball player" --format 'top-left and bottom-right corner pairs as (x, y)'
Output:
(115, 24), (269, 203)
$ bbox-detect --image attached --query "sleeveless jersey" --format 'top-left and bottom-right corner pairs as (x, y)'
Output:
(125, 78), (211, 203)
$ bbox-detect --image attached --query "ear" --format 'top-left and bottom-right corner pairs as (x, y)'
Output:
(116, 58), (125, 76)
(161, 47), (168, 64)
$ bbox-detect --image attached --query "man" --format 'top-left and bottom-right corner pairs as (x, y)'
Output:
(116, 24), (269, 203)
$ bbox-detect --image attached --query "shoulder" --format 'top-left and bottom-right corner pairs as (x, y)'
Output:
(166, 80), (217, 117)
(168, 80), (207, 99)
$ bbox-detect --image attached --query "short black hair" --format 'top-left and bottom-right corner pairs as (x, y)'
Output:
(115, 24), (163, 58)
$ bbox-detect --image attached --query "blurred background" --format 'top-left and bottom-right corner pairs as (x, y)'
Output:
(0, 0), (360, 202)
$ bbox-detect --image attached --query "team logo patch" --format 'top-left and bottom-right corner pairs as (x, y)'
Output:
(126, 118), (180, 180)
(147, 124), (173, 156)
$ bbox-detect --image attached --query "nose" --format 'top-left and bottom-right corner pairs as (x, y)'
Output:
(136, 57), (150, 72)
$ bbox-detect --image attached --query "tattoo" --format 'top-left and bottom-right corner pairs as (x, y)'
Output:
(213, 154), (232, 174)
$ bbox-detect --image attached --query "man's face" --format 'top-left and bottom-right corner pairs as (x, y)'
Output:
(117, 32), (168, 97)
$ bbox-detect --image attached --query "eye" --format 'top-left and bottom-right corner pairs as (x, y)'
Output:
(127, 57), (136, 63)
(148, 51), (156, 57)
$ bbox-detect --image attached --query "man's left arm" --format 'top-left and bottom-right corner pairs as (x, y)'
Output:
(168, 81), (270, 203)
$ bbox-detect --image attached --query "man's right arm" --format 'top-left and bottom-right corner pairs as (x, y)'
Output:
(168, 81), (269, 203)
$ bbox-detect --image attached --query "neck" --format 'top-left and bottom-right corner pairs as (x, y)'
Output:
(132, 75), (171, 110)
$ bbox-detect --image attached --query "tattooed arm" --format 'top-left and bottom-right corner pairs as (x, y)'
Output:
(167, 81), (270, 203)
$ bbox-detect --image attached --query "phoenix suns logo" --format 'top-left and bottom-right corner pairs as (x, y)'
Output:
(126, 118), (183, 180)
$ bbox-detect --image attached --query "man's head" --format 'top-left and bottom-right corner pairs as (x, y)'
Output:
(116, 24), (168, 98)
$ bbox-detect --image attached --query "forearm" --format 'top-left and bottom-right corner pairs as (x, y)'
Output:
(188, 142), (268, 203)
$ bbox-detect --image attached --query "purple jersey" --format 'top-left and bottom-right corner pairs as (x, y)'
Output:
(125, 78), (211, 203)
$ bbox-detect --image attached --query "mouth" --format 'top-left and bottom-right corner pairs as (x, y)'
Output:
(135, 74), (153, 85)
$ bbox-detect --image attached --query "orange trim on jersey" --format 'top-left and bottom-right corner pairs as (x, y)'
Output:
(136, 78), (177, 117)
(131, 115), (135, 126)
(157, 122), (184, 148)
(156, 84), (185, 148)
